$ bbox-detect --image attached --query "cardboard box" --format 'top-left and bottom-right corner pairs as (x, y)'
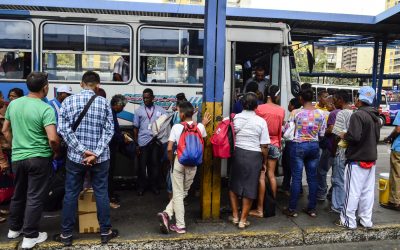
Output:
(78, 189), (99, 233)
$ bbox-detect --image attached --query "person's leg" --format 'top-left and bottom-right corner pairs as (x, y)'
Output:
(250, 167), (265, 216)
(282, 142), (292, 191)
(22, 158), (51, 238)
(316, 149), (331, 200)
(288, 143), (304, 211)
(340, 163), (363, 229)
(358, 166), (376, 228)
(137, 145), (150, 193)
(267, 159), (278, 198)
(90, 160), (112, 234)
(331, 149), (346, 212)
(169, 159), (186, 228)
(240, 197), (253, 223)
(149, 142), (162, 192)
(8, 160), (28, 232)
(61, 160), (86, 237)
(304, 143), (320, 211)
(389, 151), (400, 205)
(229, 191), (240, 220)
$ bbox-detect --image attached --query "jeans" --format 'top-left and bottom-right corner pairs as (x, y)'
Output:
(109, 146), (117, 199)
(317, 148), (334, 199)
(281, 141), (292, 191)
(289, 141), (319, 211)
(9, 157), (51, 238)
(331, 147), (346, 212)
(138, 141), (162, 191)
(61, 159), (111, 236)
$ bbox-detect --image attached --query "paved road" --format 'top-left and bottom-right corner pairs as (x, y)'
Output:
(265, 239), (400, 250)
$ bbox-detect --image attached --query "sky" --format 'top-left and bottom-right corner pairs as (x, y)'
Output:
(115, 0), (387, 15)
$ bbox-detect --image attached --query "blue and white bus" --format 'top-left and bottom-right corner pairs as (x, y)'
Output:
(0, 1), (299, 126)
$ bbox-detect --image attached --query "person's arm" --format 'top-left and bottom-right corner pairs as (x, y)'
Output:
(261, 144), (269, 166)
(201, 112), (211, 127)
(167, 140), (174, 164)
(45, 124), (60, 158)
(343, 114), (362, 142)
(2, 120), (12, 143)
(325, 112), (336, 135)
(113, 73), (123, 82)
(58, 100), (88, 156)
(93, 103), (115, 157)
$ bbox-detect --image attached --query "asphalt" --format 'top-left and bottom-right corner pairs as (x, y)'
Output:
(0, 127), (399, 249)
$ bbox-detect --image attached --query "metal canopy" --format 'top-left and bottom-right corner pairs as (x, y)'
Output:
(1, 0), (400, 40)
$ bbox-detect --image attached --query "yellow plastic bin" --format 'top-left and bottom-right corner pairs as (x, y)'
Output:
(378, 173), (390, 205)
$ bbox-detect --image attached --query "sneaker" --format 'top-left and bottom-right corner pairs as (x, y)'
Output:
(21, 232), (48, 249)
(100, 229), (119, 244)
(335, 219), (355, 230)
(7, 229), (21, 239)
(157, 212), (170, 234)
(169, 224), (186, 234)
(53, 233), (73, 247)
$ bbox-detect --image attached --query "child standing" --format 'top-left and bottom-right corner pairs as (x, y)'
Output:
(157, 101), (210, 234)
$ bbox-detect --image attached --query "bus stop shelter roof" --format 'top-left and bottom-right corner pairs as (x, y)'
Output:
(2, 0), (400, 45)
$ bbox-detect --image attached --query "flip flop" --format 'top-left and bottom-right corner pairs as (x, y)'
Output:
(303, 208), (317, 218)
(249, 210), (264, 218)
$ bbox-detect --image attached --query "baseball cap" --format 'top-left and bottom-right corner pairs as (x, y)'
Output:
(358, 86), (375, 105)
(57, 85), (73, 95)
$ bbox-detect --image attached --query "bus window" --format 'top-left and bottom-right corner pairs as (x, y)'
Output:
(353, 90), (358, 102)
(42, 23), (131, 83)
(139, 27), (203, 85)
(0, 20), (32, 80)
(312, 87), (316, 102)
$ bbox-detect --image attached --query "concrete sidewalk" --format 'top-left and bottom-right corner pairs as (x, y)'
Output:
(0, 183), (399, 250)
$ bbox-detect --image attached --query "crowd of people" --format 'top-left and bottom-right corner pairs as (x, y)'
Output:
(0, 68), (398, 248)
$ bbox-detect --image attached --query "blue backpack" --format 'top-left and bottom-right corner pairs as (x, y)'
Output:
(177, 122), (204, 167)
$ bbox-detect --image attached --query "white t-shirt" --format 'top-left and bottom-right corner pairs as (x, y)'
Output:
(234, 110), (270, 152)
(168, 121), (207, 145)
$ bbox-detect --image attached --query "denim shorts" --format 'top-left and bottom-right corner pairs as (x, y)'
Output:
(268, 145), (281, 159)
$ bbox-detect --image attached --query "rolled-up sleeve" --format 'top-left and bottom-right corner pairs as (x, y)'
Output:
(94, 102), (115, 157)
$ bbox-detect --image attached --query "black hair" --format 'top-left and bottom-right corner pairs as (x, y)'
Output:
(254, 66), (265, 72)
(143, 88), (154, 97)
(96, 88), (107, 98)
(178, 101), (194, 118)
(264, 85), (280, 104)
(82, 71), (100, 84)
(318, 89), (328, 97)
(242, 92), (258, 111)
(335, 89), (351, 104)
(301, 83), (312, 91)
(289, 97), (301, 109)
(300, 87), (314, 102)
(111, 94), (127, 106)
(26, 72), (47, 92)
(176, 93), (187, 102)
(8, 88), (24, 98)
(245, 81), (258, 93)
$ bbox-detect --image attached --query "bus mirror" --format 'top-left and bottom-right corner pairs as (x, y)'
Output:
(291, 80), (301, 97)
(306, 49), (315, 73)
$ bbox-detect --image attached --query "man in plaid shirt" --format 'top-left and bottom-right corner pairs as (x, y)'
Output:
(54, 71), (118, 246)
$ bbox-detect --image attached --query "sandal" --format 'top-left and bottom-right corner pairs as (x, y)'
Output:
(238, 220), (250, 229)
(283, 208), (298, 217)
(303, 208), (317, 218)
(0, 209), (9, 215)
(0, 217), (6, 223)
(249, 210), (263, 218)
(110, 202), (120, 209)
(228, 216), (239, 225)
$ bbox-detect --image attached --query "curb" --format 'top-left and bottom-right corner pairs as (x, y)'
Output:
(2, 224), (400, 249)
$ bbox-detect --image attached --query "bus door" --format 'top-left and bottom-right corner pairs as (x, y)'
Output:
(224, 28), (284, 117)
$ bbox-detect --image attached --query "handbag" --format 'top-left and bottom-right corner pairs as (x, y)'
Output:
(0, 173), (14, 204)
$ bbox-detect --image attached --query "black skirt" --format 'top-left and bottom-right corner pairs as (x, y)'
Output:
(229, 147), (263, 200)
